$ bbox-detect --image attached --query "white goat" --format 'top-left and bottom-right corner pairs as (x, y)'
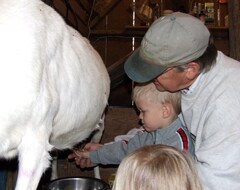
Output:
(0, 0), (110, 189)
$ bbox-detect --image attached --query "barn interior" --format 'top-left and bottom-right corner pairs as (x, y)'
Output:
(2, 0), (240, 189)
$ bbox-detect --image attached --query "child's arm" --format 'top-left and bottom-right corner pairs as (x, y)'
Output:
(89, 131), (155, 165)
(68, 131), (155, 166)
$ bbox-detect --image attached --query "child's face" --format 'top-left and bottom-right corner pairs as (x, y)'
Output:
(135, 96), (165, 132)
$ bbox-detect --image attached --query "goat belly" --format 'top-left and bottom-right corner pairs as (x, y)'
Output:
(48, 26), (110, 149)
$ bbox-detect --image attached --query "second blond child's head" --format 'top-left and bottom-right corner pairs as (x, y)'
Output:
(112, 144), (203, 190)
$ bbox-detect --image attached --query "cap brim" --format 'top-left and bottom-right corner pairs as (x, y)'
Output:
(124, 48), (167, 83)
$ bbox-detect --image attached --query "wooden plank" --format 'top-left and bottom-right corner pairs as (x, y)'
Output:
(90, 0), (121, 28)
(81, 0), (91, 12)
(6, 159), (18, 190)
(42, 0), (54, 7)
(228, 0), (240, 61)
(55, 0), (86, 35)
(61, 0), (79, 28)
(75, 0), (90, 15)
(71, 0), (91, 26)
(68, 0), (88, 26)
(107, 52), (132, 89)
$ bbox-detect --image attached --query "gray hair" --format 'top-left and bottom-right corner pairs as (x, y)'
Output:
(176, 37), (217, 73)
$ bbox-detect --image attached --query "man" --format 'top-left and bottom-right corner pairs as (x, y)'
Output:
(124, 12), (240, 190)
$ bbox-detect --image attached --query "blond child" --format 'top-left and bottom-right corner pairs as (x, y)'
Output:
(68, 83), (194, 167)
(112, 144), (203, 190)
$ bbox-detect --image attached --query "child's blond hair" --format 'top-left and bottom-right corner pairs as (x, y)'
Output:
(112, 144), (203, 190)
(132, 83), (181, 114)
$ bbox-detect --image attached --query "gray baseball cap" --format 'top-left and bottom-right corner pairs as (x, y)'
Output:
(124, 12), (210, 83)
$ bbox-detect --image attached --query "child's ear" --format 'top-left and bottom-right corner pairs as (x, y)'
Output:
(162, 104), (171, 118)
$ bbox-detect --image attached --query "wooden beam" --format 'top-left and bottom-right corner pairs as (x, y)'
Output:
(42, 0), (54, 7)
(90, 0), (121, 28)
(63, 0), (79, 28)
(228, 0), (240, 61)
(81, 0), (91, 11)
(75, 0), (89, 15)
(107, 52), (132, 89)
(70, 0), (88, 26)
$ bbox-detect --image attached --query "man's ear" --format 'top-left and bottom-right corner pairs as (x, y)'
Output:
(162, 104), (171, 118)
(185, 62), (200, 80)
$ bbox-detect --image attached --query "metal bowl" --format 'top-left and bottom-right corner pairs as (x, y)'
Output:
(44, 177), (110, 190)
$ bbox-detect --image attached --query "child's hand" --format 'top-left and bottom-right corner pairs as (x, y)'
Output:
(68, 143), (103, 168)
(74, 149), (90, 159)
(74, 150), (94, 168)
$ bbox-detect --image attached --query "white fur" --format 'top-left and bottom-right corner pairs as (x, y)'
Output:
(0, 0), (110, 189)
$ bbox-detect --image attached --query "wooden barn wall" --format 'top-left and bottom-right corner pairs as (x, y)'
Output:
(89, 1), (141, 107)
(45, 0), (230, 67)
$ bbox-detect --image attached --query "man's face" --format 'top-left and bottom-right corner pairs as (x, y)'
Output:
(153, 67), (189, 92)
